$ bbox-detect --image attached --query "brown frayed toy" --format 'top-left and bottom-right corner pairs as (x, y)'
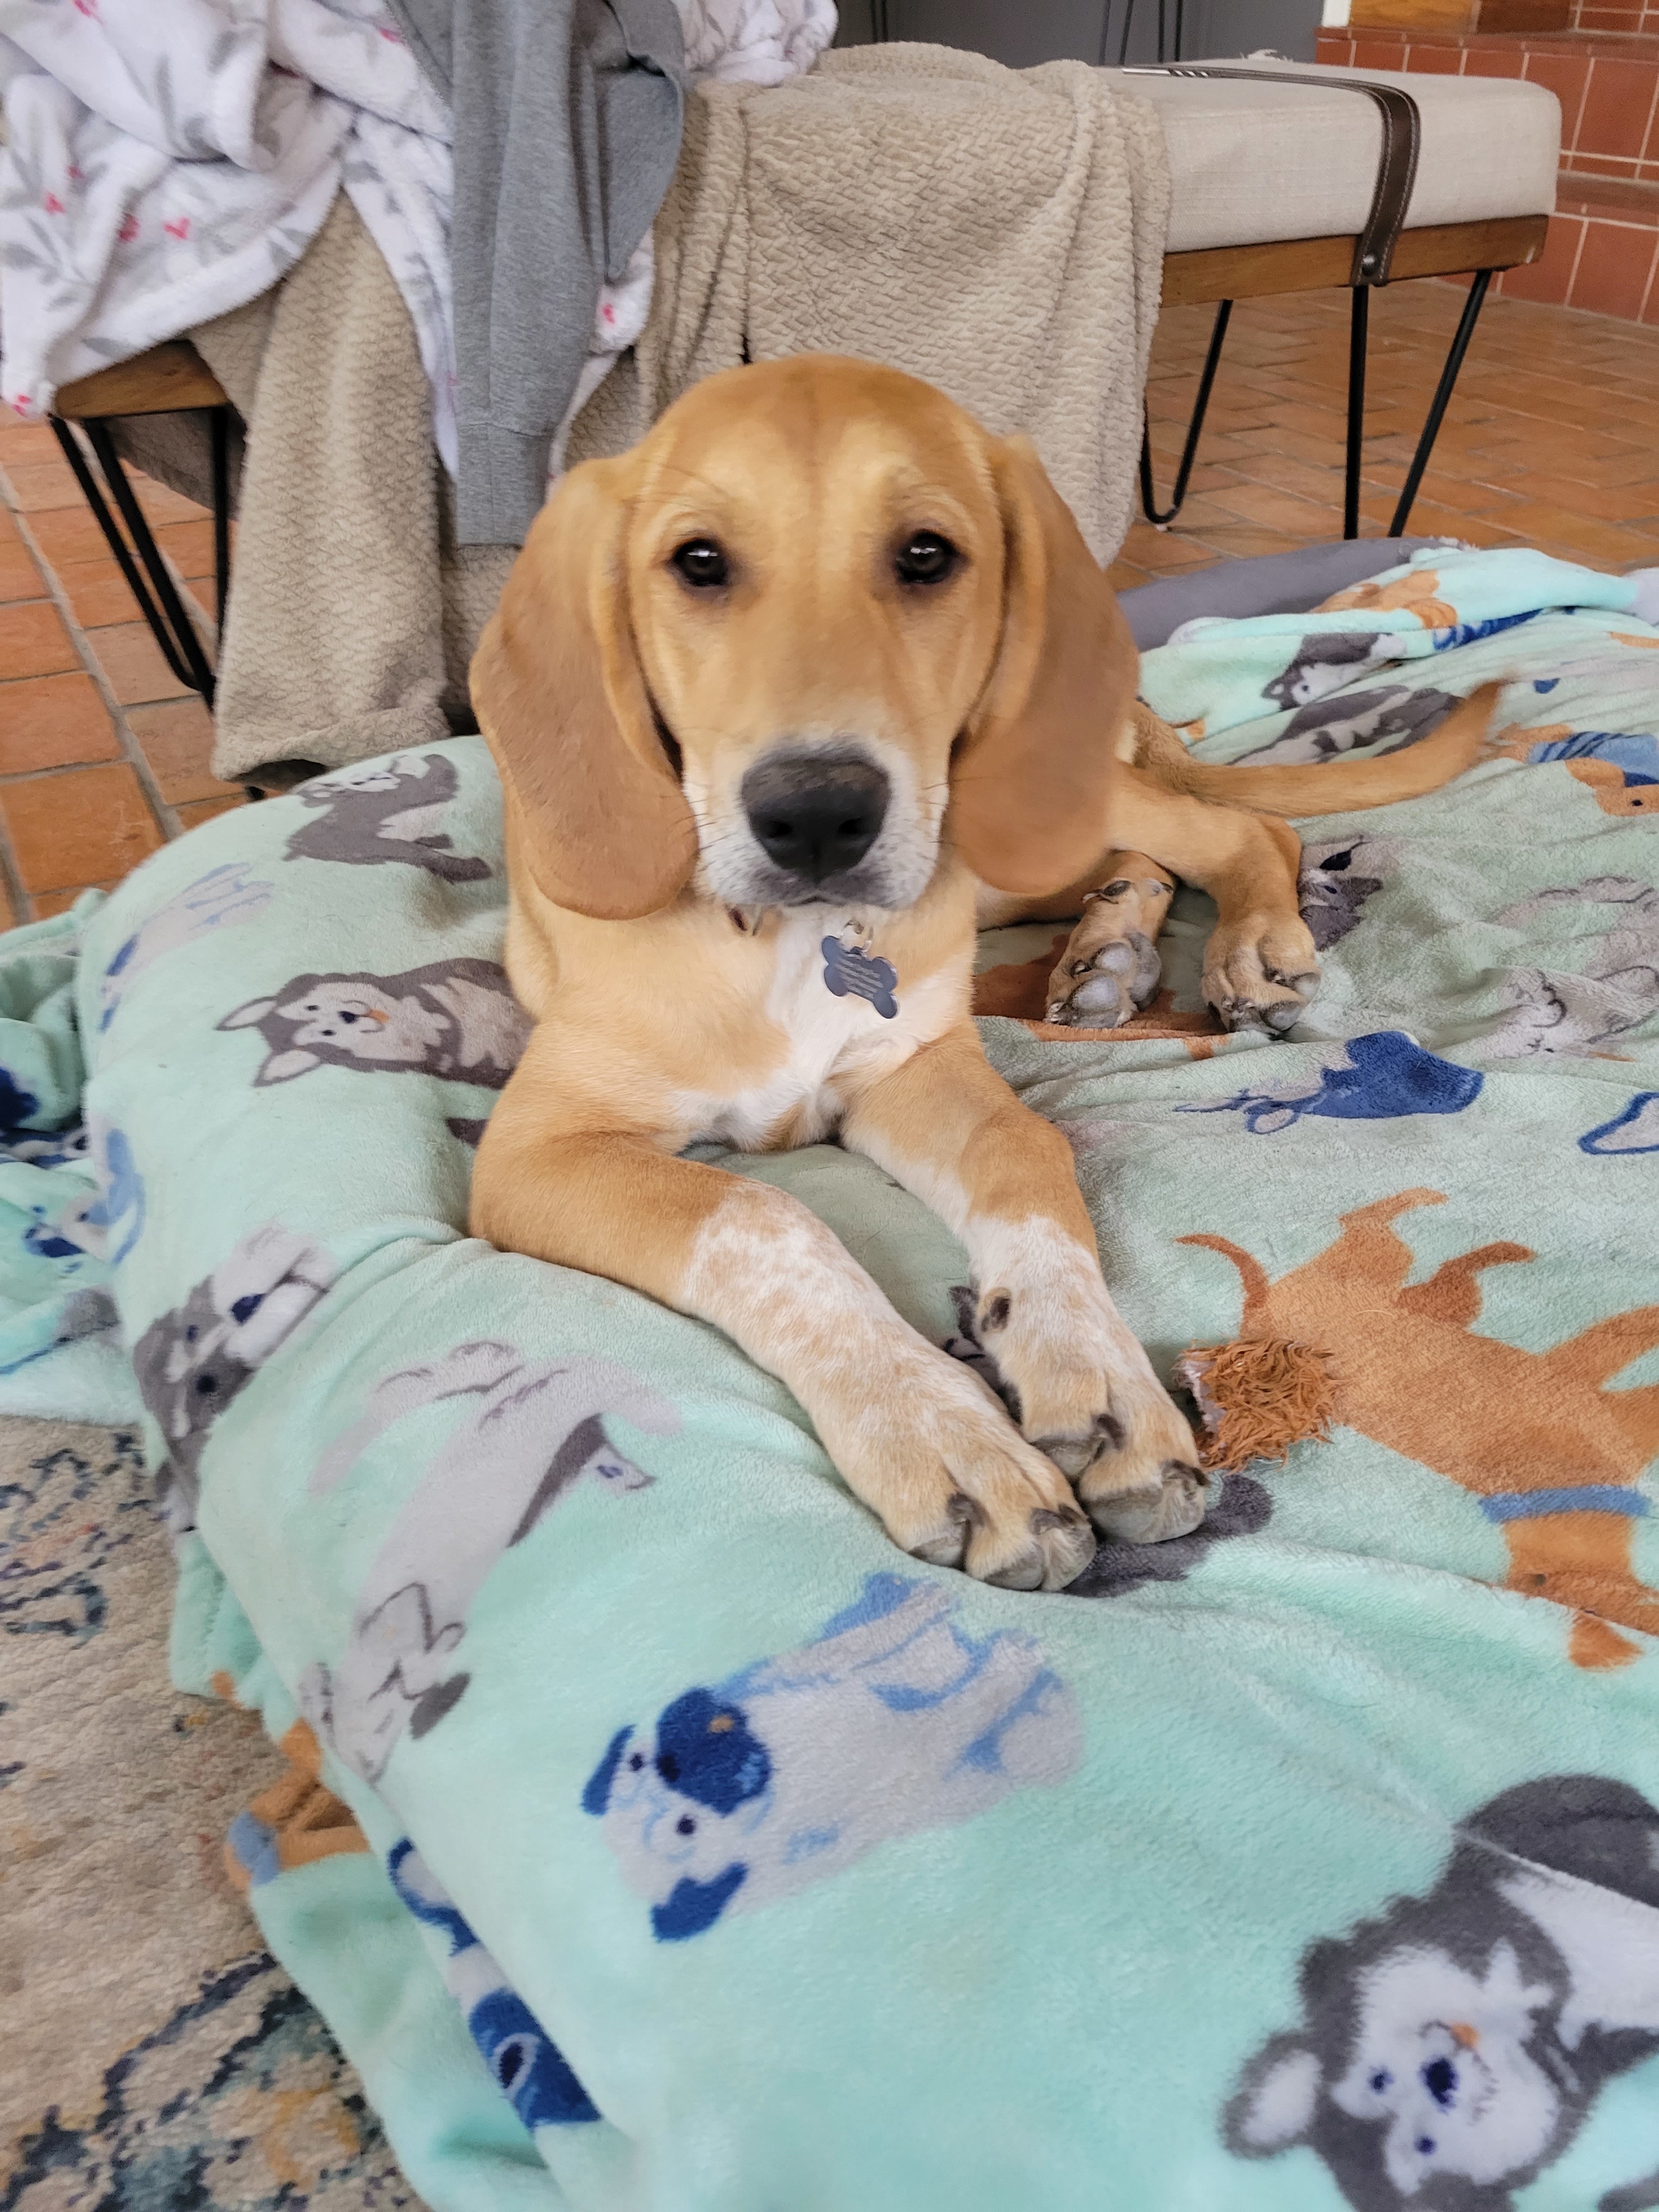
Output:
(1172, 1337), (1339, 1474)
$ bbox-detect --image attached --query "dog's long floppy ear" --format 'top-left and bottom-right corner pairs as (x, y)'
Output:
(471, 455), (697, 919)
(950, 436), (1138, 897)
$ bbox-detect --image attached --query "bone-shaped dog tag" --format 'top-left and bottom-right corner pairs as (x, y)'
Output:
(821, 935), (899, 1019)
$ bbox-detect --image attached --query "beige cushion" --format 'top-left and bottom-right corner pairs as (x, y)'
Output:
(1104, 59), (1560, 255)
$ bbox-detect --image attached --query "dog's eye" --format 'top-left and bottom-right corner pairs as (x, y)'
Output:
(894, 531), (958, 586)
(670, 538), (729, 589)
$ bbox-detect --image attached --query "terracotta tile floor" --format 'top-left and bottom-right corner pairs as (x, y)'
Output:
(1, 281), (1656, 928)
(1109, 279), (1659, 590)
(0, 415), (240, 927)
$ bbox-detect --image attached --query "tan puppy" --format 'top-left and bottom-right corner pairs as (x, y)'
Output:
(469, 353), (1496, 1592)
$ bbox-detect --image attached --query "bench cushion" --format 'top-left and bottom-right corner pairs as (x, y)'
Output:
(1110, 58), (1560, 255)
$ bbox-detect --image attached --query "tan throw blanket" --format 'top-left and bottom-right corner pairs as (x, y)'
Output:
(199, 46), (1170, 784)
(193, 195), (515, 786)
(574, 46), (1171, 562)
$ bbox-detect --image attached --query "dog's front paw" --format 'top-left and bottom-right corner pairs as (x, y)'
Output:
(825, 1347), (1097, 1592)
(1043, 865), (1174, 1026)
(973, 1226), (1212, 1545)
(1201, 916), (1319, 1036)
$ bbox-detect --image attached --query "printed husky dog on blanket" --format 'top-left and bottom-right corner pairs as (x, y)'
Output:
(218, 958), (531, 1087)
(583, 1571), (1081, 1942)
(1240, 685), (1460, 769)
(1298, 836), (1406, 953)
(1224, 1775), (1659, 2212)
(1262, 633), (1395, 709)
(132, 1224), (335, 1526)
(302, 1342), (678, 1784)
(1486, 876), (1659, 1061)
(285, 755), (492, 882)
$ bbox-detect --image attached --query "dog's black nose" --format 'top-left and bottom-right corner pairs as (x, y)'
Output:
(741, 750), (890, 885)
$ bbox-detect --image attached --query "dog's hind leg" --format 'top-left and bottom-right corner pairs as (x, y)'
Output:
(1110, 771), (1319, 1035)
(1039, 856), (1175, 1028)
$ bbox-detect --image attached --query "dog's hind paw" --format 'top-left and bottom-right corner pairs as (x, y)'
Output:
(1202, 917), (1319, 1037)
(1042, 864), (1175, 1027)
(1045, 930), (1161, 1026)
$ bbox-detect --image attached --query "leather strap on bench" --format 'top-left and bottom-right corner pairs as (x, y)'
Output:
(1123, 65), (1422, 287)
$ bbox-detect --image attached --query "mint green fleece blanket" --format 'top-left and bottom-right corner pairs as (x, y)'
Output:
(5, 543), (1659, 2212)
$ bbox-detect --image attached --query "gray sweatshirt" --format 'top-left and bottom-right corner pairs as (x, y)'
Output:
(388, 0), (685, 546)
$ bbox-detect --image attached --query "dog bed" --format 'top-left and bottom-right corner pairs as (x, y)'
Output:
(4, 541), (1659, 2212)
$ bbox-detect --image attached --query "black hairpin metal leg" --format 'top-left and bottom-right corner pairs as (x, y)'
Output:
(48, 414), (218, 703)
(1111, 0), (1181, 64)
(1344, 285), (1370, 541)
(1139, 297), (1232, 526)
(209, 403), (232, 625)
(1389, 269), (1492, 539)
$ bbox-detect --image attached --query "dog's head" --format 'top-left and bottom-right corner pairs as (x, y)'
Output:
(471, 354), (1136, 921)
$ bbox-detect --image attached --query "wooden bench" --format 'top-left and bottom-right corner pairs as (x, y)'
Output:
(51, 342), (232, 708)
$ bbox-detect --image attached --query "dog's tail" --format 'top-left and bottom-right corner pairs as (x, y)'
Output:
(1153, 682), (1503, 817)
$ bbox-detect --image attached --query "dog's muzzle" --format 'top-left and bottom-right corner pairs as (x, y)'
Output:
(740, 747), (891, 896)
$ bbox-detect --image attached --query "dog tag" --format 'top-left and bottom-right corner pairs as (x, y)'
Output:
(821, 935), (899, 1019)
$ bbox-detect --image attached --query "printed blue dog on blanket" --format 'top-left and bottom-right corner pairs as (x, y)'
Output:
(1224, 1775), (1659, 2212)
(99, 862), (273, 1032)
(1184, 1032), (1483, 1136)
(583, 1572), (1080, 1942)
(388, 1841), (599, 2131)
(1581, 1092), (1659, 1156)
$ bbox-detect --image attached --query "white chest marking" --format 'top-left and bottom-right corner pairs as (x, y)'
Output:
(675, 913), (961, 1150)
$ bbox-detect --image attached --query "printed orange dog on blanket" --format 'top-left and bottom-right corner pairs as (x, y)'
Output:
(219, 1705), (369, 1896)
(1182, 1190), (1659, 1671)
(1314, 568), (1458, 629)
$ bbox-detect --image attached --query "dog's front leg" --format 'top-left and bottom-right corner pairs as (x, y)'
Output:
(471, 1087), (1094, 1590)
(842, 1025), (1211, 1544)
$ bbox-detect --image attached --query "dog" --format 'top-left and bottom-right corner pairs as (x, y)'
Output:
(467, 353), (1497, 1593)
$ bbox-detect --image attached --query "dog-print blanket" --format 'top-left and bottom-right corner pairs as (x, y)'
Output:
(1, 540), (1656, 2212)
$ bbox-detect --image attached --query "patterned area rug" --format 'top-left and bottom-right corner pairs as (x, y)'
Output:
(1, 1417), (420, 2209)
